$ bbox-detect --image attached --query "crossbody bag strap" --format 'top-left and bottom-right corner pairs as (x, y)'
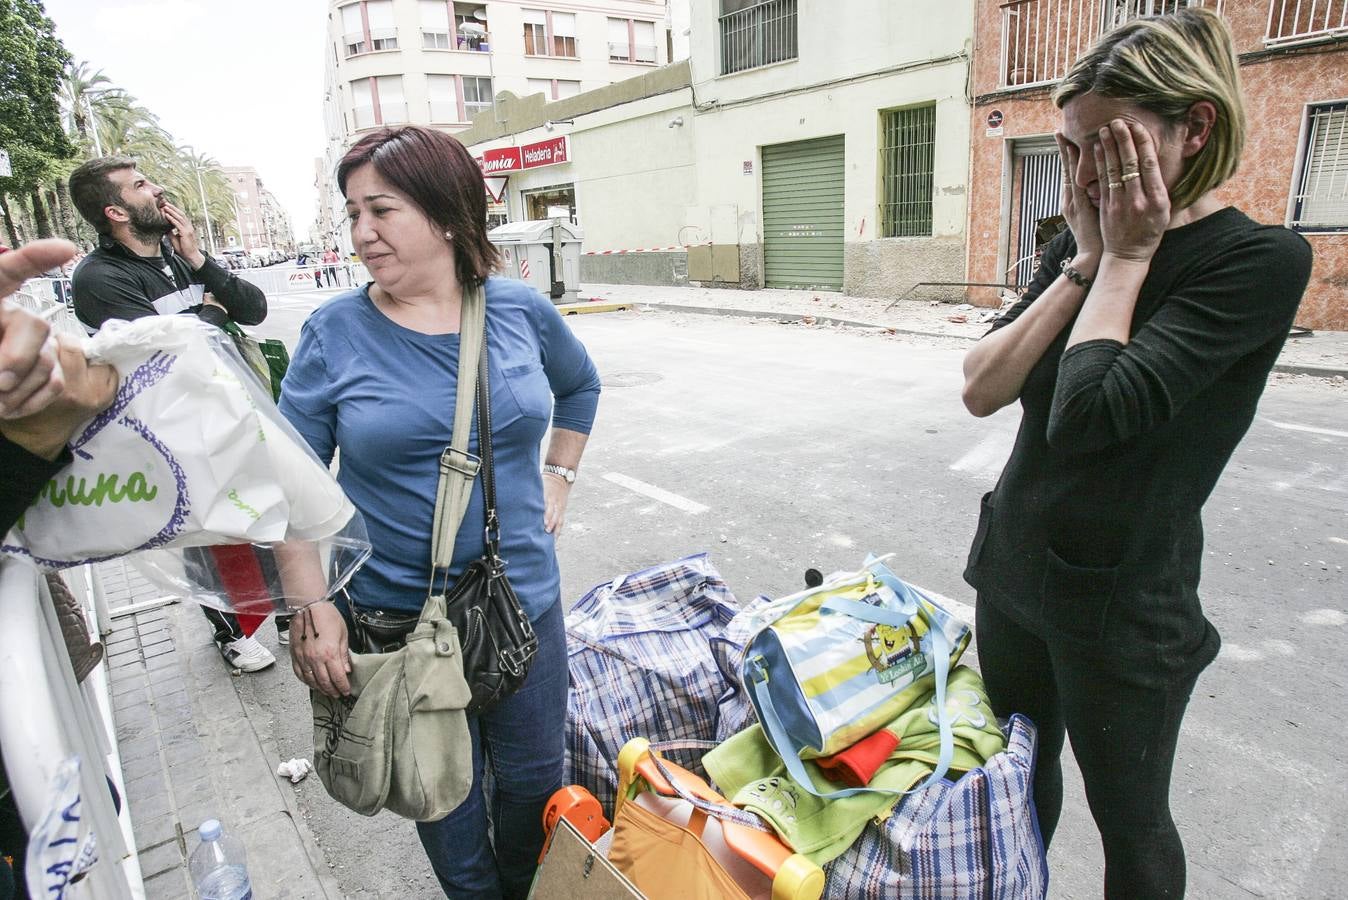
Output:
(429, 284), (486, 578)
(475, 313), (501, 563)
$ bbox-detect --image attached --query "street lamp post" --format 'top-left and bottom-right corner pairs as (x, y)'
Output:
(191, 162), (217, 257)
(80, 91), (103, 157)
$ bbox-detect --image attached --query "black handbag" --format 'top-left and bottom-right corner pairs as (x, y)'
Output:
(432, 332), (538, 714)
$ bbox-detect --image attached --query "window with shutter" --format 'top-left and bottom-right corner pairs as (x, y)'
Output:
(340, 3), (366, 55)
(608, 17), (631, 60)
(366, 0), (398, 50)
(1293, 102), (1348, 231)
(552, 12), (577, 57)
(427, 74), (458, 122)
(523, 8), (547, 55)
(633, 21), (657, 63)
(420, 0), (451, 48)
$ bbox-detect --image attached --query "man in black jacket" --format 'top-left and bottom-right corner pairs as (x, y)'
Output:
(68, 156), (278, 673)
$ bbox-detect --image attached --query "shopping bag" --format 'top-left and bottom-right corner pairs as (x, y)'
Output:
(0, 316), (368, 612)
(609, 738), (824, 900)
(742, 555), (970, 797)
(222, 320), (289, 402)
(821, 715), (1048, 899)
(530, 817), (643, 899)
(565, 554), (765, 814)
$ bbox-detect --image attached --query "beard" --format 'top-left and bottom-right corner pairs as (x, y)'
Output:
(125, 199), (171, 242)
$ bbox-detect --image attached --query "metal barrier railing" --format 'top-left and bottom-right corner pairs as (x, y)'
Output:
(233, 262), (368, 296)
(11, 282), (86, 336)
(0, 562), (143, 898)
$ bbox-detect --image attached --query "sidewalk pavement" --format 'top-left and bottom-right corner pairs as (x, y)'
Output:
(578, 282), (1348, 379)
(100, 561), (341, 899)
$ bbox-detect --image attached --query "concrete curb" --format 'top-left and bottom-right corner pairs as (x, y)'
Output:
(636, 302), (977, 342)
(634, 302), (1348, 380)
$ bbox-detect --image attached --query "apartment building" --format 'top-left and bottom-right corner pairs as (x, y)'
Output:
(319, 0), (678, 251)
(322, 0), (674, 135)
(967, 0), (1348, 329)
(223, 166), (294, 253)
(458, 0), (975, 293)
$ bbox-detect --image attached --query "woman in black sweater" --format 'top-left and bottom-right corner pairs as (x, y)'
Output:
(961, 9), (1312, 898)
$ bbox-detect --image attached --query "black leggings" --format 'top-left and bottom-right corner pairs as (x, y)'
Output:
(975, 597), (1201, 899)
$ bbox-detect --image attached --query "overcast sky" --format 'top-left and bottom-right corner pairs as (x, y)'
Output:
(43, 0), (328, 241)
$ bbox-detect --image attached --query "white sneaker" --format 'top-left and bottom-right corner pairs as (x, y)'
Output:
(217, 635), (276, 673)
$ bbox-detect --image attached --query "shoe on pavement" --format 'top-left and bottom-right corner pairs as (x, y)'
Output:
(276, 616), (291, 647)
(217, 635), (276, 672)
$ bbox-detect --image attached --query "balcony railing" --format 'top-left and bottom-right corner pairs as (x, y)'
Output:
(379, 101), (408, 124)
(720, 0), (798, 75)
(464, 99), (493, 118)
(1000, 0), (1222, 88)
(609, 41), (658, 62)
(429, 99), (459, 122)
(368, 26), (398, 50)
(352, 104), (377, 129)
(1266, 0), (1348, 45)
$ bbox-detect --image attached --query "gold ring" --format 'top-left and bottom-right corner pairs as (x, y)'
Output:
(1108, 181), (1123, 189)
(1120, 172), (1140, 183)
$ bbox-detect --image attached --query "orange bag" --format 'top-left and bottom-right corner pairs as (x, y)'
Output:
(608, 739), (824, 900)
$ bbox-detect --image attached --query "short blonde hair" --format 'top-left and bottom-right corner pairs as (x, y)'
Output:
(1053, 7), (1245, 210)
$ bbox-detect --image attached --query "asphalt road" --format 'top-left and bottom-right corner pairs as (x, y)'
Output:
(246, 295), (1347, 899)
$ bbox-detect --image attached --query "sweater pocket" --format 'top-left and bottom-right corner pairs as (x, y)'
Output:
(1039, 547), (1118, 643)
(500, 360), (552, 423)
(962, 491), (996, 589)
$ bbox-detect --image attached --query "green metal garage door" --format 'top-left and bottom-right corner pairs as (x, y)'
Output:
(762, 135), (845, 290)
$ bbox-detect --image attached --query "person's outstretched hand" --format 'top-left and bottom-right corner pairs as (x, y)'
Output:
(0, 239), (77, 419)
(0, 239), (119, 458)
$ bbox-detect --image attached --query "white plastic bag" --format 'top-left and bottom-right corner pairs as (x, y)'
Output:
(1, 317), (369, 611)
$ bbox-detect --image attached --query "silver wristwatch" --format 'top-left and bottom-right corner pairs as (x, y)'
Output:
(542, 464), (577, 484)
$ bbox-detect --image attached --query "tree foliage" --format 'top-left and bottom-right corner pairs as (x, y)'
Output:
(0, 0), (74, 192)
(1, 26), (250, 251)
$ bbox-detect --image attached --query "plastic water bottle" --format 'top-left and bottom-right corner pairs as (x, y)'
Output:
(189, 819), (254, 900)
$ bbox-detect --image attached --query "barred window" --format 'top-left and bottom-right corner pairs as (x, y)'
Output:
(719, 0), (797, 75)
(880, 105), (936, 238)
(1292, 102), (1348, 231)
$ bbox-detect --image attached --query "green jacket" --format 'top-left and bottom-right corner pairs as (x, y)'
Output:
(703, 665), (1005, 864)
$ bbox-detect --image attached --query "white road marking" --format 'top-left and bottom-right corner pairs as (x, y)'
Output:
(1330, 537), (1348, 546)
(1263, 419), (1348, 439)
(950, 429), (1016, 477)
(602, 472), (709, 514)
(1301, 608), (1348, 627)
(1221, 643), (1265, 662)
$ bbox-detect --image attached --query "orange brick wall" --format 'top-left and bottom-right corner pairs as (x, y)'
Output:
(966, 1), (1348, 329)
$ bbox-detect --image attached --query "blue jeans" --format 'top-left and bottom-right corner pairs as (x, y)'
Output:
(416, 598), (567, 899)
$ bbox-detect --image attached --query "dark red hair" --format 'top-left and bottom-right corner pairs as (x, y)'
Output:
(337, 126), (499, 288)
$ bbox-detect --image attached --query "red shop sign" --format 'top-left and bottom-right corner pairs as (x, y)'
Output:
(520, 136), (569, 169)
(480, 146), (522, 174)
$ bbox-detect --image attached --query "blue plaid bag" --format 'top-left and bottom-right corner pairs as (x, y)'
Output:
(822, 714), (1048, 899)
(564, 554), (765, 813)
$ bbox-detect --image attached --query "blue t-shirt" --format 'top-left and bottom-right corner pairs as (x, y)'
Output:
(278, 277), (601, 618)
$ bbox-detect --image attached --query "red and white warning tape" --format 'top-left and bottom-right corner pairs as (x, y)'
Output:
(583, 242), (711, 256)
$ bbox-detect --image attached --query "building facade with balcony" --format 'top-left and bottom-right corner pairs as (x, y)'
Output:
(458, 0), (975, 293)
(322, 0), (674, 137)
(320, 0), (677, 253)
(967, 0), (1348, 329)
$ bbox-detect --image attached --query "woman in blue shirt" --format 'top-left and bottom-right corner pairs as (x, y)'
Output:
(280, 125), (600, 898)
